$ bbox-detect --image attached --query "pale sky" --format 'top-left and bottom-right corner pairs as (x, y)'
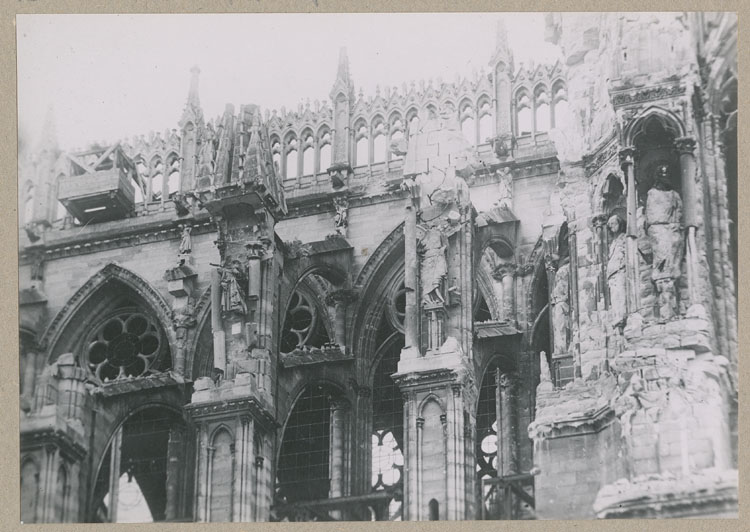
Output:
(17, 13), (562, 152)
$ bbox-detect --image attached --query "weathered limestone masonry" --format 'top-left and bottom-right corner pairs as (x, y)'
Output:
(18, 13), (736, 522)
(528, 13), (738, 519)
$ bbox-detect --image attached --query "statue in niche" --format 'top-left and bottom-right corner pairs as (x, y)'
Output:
(179, 225), (192, 255)
(333, 196), (349, 236)
(220, 259), (248, 315)
(551, 260), (570, 355)
(496, 167), (513, 211)
(606, 214), (628, 329)
(197, 122), (217, 178)
(645, 165), (683, 319)
(418, 226), (448, 305)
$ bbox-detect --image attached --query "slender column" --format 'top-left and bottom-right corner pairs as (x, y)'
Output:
(415, 416), (424, 521)
(545, 261), (557, 354)
(403, 203), (419, 356)
(592, 214), (609, 308)
(108, 427), (123, 523)
(675, 137), (700, 304)
(498, 373), (516, 477)
(165, 427), (185, 521)
(619, 147), (640, 313)
(329, 400), (347, 519)
(211, 268), (226, 374)
(496, 264), (516, 321)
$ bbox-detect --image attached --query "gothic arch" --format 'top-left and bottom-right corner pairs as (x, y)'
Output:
(40, 263), (176, 362)
(350, 222), (405, 377)
(418, 394), (446, 416)
(88, 400), (189, 522)
(187, 285), (213, 380)
(623, 106), (686, 146)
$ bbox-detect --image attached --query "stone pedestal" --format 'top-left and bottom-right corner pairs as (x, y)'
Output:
(394, 352), (476, 521)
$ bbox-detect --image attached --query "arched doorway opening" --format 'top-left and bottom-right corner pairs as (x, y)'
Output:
(90, 406), (189, 522)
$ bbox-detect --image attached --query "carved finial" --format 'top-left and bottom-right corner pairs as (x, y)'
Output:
(188, 65), (201, 108)
(375, 84), (381, 98)
(336, 46), (351, 83)
(35, 104), (59, 154)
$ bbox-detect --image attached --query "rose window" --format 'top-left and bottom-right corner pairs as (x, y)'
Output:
(85, 310), (166, 383)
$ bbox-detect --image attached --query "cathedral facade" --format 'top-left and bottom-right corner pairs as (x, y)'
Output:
(18, 13), (737, 522)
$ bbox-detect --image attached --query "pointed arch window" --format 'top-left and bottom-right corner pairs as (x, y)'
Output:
(302, 132), (315, 176)
(460, 102), (476, 144)
(166, 154), (180, 196)
(535, 89), (551, 132)
(149, 159), (164, 201)
(355, 123), (369, 167)
(516, 92), (532, 136)
(373, 121), (386, 164)
(271, 136), (282, 175)
(390, 118), (404, 161)
(478, 101), (493, 142)
(552, 84), (570, 130)
(318, 130), (332, 172)
(285, 136), (298, 180)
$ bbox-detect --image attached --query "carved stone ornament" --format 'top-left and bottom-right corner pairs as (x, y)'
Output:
(418, 226), (448, 305)
(178, 225), (193, 255)
(606, 214), (628, 328)
(645, 166), (684, 319)
(220, 259), (248, 316)
(332, 196), (349, 236)
(551, 260), (570, 354)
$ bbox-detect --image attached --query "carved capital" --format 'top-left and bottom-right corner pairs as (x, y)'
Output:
(674, 137), (697, 155)
(492, 263), (517, 280)
(245, 239), (270, 260)
(618, 147), (637, 169)
(416, 417), (425, 429)
(440, 414), (448, 426)
(592, 213), (609, 230)
(255, 456), (265, 468)
(325, 288), (358, 307)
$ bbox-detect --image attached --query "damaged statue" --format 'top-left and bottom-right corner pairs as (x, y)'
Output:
(606, 214), (627, 328)
(645, 165), (683, 319)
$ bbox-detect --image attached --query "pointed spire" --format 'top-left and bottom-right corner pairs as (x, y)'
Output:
(188, 65), (201, 109)
(180, 65), (204, 128)
(330, 47), (355, 100)
(490, 18), (514, 72)
(35, 105), (59, 154)
(336, 47), (351, 84)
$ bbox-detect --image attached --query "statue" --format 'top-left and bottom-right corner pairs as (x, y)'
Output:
(418, 226), (448, 305)
(606, 215), (627, 328)
(220, 259), (248, 315)
(332, 196), (349, 236)
(551, 260), (570, 355)
(179, 225), (192, 255)
(645, 165), (683, 319)
(496, 167), (513, 211)
(197, 122), (217, 178)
